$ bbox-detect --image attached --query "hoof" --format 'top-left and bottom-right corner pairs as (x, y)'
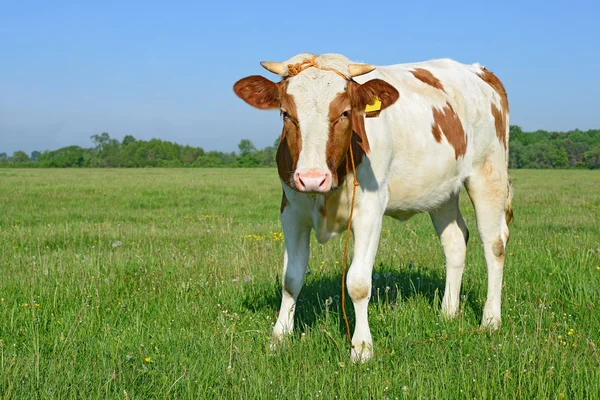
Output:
(482, 302), (501, 330)
(440, 307), (460, 320)
(269, 329), (291, 352)
(269, 340), (281, 353)
(481, 314), (501, 330)
(350, 342), (373, 364)
(440, 298), (460, 319)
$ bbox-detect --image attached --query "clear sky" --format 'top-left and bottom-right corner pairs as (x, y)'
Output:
(1, 0), (599, 155)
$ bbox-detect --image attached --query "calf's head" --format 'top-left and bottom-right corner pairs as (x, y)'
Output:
(233, 53), (398, 193)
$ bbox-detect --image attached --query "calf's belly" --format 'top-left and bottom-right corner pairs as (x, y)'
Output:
(385, 174), (464, 216)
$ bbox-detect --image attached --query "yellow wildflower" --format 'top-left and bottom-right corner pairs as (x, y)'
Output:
(144, 357), (152, 363)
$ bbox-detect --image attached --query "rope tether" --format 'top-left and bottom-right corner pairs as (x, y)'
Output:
(341, 143), (359, 342)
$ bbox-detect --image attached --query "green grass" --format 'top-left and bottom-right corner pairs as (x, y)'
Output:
(1, 168), (599, 399)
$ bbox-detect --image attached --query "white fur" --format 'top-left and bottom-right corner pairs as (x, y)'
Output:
(270, 54), (511, 362)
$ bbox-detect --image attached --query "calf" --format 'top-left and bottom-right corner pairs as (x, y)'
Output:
(234, 53), (513, 362)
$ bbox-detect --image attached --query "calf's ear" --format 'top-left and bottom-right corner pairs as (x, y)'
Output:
(347, 79), (400, 154)
(351, 79), (399, 111)
(233, 76), (280, 110)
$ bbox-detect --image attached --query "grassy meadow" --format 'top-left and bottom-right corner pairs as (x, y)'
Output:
(0, 168), (599, 399)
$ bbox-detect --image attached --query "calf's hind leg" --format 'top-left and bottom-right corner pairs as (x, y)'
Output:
(429, 194), (469, 318)
(465, 161), (511, 329)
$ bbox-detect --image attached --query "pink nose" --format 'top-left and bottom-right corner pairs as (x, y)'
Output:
(295, 170), (331, 192)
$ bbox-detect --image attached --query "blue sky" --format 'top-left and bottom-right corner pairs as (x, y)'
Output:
(1, 0), (599, 155)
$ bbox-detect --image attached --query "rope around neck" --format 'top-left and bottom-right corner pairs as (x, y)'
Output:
(341, 142), (359, 342)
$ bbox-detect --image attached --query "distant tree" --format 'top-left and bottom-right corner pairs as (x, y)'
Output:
(258, 138), (280, 167)
(0, 152), (7, 160)
(37, 146), (86, 167)
(194, 151), (223, 167)
(508, 140), (524, 169)
(509, 125), (523, 137)
(90, 132), (112, 152)
(221, 151), (238, 167)
(558, 140), (589, 167)
(11, 151), (30, 163)
(122, 135), (136, 146)
(583, 143), (600, 169)
(31, 151), (41, 161)
(261, 146), (276, 167)
(180, 146), (204, 165)
(567, 130), (587, 144)
(548, 146), (569, 168)
(89, 132), (122, 167)
(238, 139), (257, 156)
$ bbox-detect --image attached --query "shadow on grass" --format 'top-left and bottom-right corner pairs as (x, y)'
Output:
(243, 262), (483, 338)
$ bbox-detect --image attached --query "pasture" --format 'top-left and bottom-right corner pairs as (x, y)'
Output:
(0, 168), (599, 399)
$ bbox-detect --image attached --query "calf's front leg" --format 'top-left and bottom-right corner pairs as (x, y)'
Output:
(347, 203), (384, 363)
(271, 208), (311, 346)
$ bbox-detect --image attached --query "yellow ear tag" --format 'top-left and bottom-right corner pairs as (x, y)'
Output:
(365, 96), (381, 113)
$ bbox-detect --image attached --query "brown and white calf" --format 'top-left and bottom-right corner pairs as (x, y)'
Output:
(234, 53), (513, 362)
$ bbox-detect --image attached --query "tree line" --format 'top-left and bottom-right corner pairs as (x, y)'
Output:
(0, 133), (279, 168)
(1, 126), (599, 169)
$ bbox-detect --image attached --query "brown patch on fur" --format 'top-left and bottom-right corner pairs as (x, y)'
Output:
(431, 121), (442, 143)
(431, 102), (467, 159)
(479, 68), (509, 113)
(491, 103), (507, 149)
(505, 178), (514, 225)
(276, 137), (294, 187)
(278, 80), (297, 120)
(276, 80), (302, 189)
(478, 67), (509, 149)
(335, 132), (367, 186)
(350, 107), (369, 154)
(345, 81), (372, 154)
(411, 68), (445, 92)
(326, 90), (354, 187)
(280, 191), (288, 214)
(233, 75), (280, 109)
(492, 238), (505, 259)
